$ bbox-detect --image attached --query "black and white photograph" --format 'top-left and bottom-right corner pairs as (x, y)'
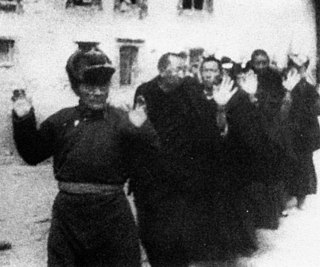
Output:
(1, 0), (320, 266)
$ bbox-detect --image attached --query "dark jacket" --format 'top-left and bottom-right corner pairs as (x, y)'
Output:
(13, 101), (158, 185)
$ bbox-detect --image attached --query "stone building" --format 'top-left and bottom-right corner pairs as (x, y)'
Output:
(0, 0), (317, 161)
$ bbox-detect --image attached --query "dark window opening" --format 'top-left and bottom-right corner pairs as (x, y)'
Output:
(120, 0), (137, 4)
(182, 0), (204, 10)
(114, 0), (148, 19)
(119, 46), (138, 86)
(0, 39), (14, 64)
(0, 0), (22, 12)
(182, 0), (192, 9)
(179, 0), (213, 13)
(66, 0), (102, 8)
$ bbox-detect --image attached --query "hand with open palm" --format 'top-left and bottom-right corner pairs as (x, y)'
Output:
(238, 70), (258, 96)
(282, 68), (301, 92)
(12, 90), (33, 118)
(128, 95), (148, 128)
(212, 75), (238, 106)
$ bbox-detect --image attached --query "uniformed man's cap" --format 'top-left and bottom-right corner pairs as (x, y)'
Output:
(66, 47), (115, 85)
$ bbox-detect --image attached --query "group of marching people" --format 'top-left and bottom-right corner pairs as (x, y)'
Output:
(11, 45), (320, 267)
(129, 49), (320, 266)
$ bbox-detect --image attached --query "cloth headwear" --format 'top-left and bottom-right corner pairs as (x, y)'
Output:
(66, 47), (115, 86)
(287, 53), (309, 69)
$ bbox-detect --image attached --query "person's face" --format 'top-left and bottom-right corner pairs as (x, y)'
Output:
(78, 83), (110, 110)
(252, 55), (269, 74)
(161, 56), (187, 91)
(201, 61), (222, 88)
(191, 66), (198, 74)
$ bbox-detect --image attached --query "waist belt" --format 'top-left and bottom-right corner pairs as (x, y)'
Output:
(58, 182), (123, 195)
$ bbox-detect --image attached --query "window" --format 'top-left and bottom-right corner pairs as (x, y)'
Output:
(0, 0), (23, 12)
(117, 38), (144, 87)
(66, 0), (102, 9)
(114, 0), (148, 19)
(0, 39), (15, 67)
(178, 0), (213, 13)
(183, 0), (203, 10)
(119, 45), (138, 86)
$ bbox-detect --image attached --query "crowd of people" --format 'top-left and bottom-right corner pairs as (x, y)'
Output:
(10, 45), (320, 267)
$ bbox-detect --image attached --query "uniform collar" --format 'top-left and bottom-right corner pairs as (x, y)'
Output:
(76, 100), (105, 120)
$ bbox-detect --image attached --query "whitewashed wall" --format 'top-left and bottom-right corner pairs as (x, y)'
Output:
(0, 0), (316, 158)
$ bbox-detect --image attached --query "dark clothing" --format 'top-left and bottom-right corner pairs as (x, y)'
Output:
(133, 77), (219, 265)
(279, 79), (320, 196)
(255, 68), (285, 120)
(133, 77), (286, 264)
(135, 76), (198, 160)
(12, 102), (154, 266)
(13, 103), (147, 185)
(189, 84), (290, 229)
(47, 191), (140, 267)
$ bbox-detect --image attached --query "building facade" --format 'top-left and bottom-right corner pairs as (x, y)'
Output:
(0, 0), (317, 161)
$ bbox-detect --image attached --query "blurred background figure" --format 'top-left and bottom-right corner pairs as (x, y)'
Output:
(189, 63), (201, 82)
(280, 53), (320, 210)
(248, 49), (285, 124)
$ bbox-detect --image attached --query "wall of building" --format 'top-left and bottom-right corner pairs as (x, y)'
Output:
(0, 0), (316, 161)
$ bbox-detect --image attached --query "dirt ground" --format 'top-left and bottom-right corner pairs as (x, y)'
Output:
(0, 164), (56, 267)
(0, 151), (320, 267)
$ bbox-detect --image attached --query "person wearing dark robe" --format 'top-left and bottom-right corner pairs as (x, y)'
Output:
(131, 53), (278, 266)
(11, 46), (156, 267)
(249, 49), (285, 121)
(132, 52), (212, 266)
(280, 54), (320, 209)
(247, 49), (299, 213)
(193, 56), (296, 231)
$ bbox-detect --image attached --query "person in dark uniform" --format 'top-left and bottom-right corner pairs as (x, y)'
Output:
(11, 45), (155, 267)
(280, 54), (320, 209)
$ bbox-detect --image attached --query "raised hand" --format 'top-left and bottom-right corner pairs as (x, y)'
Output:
(238, 70), (258, 95)
(212, 75), (238, 106)
(128, 95), (148, 128)
(282, 68), (301, 92)
(12, 90), (32, 117)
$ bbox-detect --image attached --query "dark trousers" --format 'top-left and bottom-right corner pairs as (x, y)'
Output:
(47, 191), (141, 267)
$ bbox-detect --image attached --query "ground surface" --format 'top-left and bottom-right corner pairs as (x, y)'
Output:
(0, 151), (320, 267)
